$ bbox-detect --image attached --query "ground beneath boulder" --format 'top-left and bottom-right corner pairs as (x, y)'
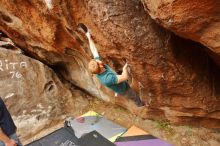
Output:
(21, 89), (220, 146)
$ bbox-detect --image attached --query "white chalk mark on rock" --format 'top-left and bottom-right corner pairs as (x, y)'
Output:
(44, 0), (53, 9)
(5, 93), (15, 99)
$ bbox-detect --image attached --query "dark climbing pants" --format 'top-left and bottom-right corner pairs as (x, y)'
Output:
(118, 86), (145, 107)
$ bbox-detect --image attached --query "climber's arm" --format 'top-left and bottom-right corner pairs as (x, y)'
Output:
(0, 127), (17, 146)
(86, 32), (100, 60)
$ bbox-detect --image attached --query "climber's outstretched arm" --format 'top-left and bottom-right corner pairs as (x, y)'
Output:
(86, 32), (100, 59)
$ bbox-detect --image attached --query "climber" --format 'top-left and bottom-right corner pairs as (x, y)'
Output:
(77, 24), (145, 107)
(0, 97), (23, 146)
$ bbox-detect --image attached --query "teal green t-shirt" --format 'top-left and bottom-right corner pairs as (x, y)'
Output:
(96, 65), (128, 93)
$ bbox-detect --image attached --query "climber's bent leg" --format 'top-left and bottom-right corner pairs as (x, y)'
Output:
(118, 86), (145, 107)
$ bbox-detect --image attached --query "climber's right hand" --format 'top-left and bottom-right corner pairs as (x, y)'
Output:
(122, 63), (128, 72)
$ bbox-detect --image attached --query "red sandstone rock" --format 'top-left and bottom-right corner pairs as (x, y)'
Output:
(0, 0), (220, 128)
(142, 0), (220, 56)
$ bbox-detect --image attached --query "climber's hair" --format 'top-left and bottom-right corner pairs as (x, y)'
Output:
(88, 59), (101, 74)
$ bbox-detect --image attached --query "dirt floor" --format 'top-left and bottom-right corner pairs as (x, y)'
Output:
(21, 89), (220, 146)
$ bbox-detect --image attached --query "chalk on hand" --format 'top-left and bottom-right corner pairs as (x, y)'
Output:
(77, 23), (88, 33)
